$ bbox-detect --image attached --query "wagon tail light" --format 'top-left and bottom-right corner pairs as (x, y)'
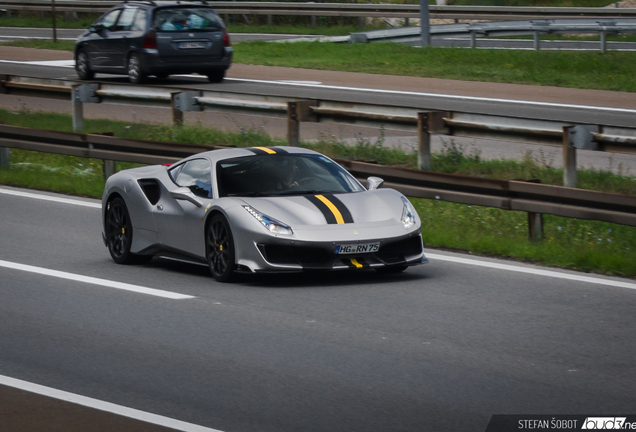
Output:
(223, 29), (231, 47)
(143, 30), (157, 49)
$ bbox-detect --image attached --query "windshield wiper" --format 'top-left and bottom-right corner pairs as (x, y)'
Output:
(276, 190), (338, 196)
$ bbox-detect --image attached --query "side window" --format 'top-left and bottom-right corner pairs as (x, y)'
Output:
(99, 10), (121, 31)
(173, 159), (212, 199)
(131, 9), (148, 32)
(116, 8), (137, 31)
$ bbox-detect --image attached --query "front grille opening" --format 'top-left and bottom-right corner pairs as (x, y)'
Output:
(377, 236), (423, 263)
(258, 244), (333, 266)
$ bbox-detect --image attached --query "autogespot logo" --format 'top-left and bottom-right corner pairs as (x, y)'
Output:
(582, 418), (630, 429)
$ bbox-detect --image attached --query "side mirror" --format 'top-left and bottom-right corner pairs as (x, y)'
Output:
(170, 187), (203, 207)
(366, 176), (384, 190)
(90, 24), (104, 33)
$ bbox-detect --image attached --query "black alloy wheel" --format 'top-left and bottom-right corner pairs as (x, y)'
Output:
(76, 51), (94, 80)
(106, 198), (135, 264)
(206, 214), (236, 282)
(128, 53), (146, 84)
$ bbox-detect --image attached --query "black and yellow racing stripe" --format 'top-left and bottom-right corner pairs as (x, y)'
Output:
(246, 147), (288, 155)
(306, 194), (354, 225)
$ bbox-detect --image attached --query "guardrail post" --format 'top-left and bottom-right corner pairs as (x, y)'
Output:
(420, 0), (430, 47)
(287, 102), (299, 147)
(103, 160), (116, 180)
(598, 21), (615, 54)
(311, 16), (317, 28)
(267, 15), (272, 25)
(0, 147), (9, 168)
(531, 21), (549, 51)
(171, 92), (184, 127)
(72, 85), (84, 132)
(528, 212), (544, 242)
(171, 91), (202, 128)
(563, 126), (577, 188)
(418, 111), (450, 170)
(72, 84), (99, 132)
(533, 31), (540, 50)
(417, 112), (431, 170)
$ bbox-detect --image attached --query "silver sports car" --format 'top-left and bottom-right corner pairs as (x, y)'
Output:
(102, 146), (428, 282)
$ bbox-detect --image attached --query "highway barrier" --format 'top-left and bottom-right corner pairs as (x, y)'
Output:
(1, 122), (636, 240)
(1, 1), (636, 21)
(1, 75), (636, 238)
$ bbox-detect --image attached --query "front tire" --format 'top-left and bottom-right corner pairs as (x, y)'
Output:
(206, 214), (236, 282)
(128, 53), (146, 84)
(76, 51), (94, 80)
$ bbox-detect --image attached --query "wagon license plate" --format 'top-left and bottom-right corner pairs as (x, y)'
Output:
(179, 42), (205, 49)
(335, 242), (380, 254)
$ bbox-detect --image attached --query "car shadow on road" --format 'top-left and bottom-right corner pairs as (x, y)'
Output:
(144, 257), (428, 288)
(236, 268), (428, 289)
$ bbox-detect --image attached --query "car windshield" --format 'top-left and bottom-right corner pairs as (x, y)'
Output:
(216, 154), (365, 198)
(154, 7), (224, 32)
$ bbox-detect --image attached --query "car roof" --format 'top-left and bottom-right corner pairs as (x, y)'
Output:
(120, 0), (212, 8)
(177, 147), (324, 165)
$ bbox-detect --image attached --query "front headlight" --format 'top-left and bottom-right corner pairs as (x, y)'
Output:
(401, 196), (416, 229)
(243, 205), (293, 235)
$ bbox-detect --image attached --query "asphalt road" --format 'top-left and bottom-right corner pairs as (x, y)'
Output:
(1, 186), (636, 432)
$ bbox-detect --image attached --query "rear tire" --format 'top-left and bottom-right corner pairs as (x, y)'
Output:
(76, 51), (94, 80)
(206, 214), (236, 282)
(105, 197), (152, 265)
(207, 70), (225, 83)
(106, 198), (138, 264)
(128, 53), (146, 84)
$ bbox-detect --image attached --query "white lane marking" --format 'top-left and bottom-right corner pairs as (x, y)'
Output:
(0, 187), (101, 208)
(0, 375), (223, 432)
(0, 59), (75, 66)
(0, 58), (634, 115)
(276, 80), (322, 85)
(426, 252), (636, 291)
(0, 36), (77, 41)
(0, 260), (194, 300)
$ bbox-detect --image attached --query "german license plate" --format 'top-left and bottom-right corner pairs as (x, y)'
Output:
(335, 242), (379, 254)
(179, 42), (205, 49)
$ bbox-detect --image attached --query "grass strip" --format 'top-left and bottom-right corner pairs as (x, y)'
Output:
(0, 108), (635, 277)
(233, 41), (636, 92)
(4, 38), (634, 92)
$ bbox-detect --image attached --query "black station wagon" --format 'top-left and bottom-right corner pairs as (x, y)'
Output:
(74, 0), (232, 84)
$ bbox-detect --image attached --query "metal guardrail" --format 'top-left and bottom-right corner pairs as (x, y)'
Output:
(1, 74), (636, 188)
(1, 1), (635, 20)
(349, 18), (636, 51)
(1, 122), (636, 235)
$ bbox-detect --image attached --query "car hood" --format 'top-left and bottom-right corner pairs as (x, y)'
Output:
(238, 189), (405, 227)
